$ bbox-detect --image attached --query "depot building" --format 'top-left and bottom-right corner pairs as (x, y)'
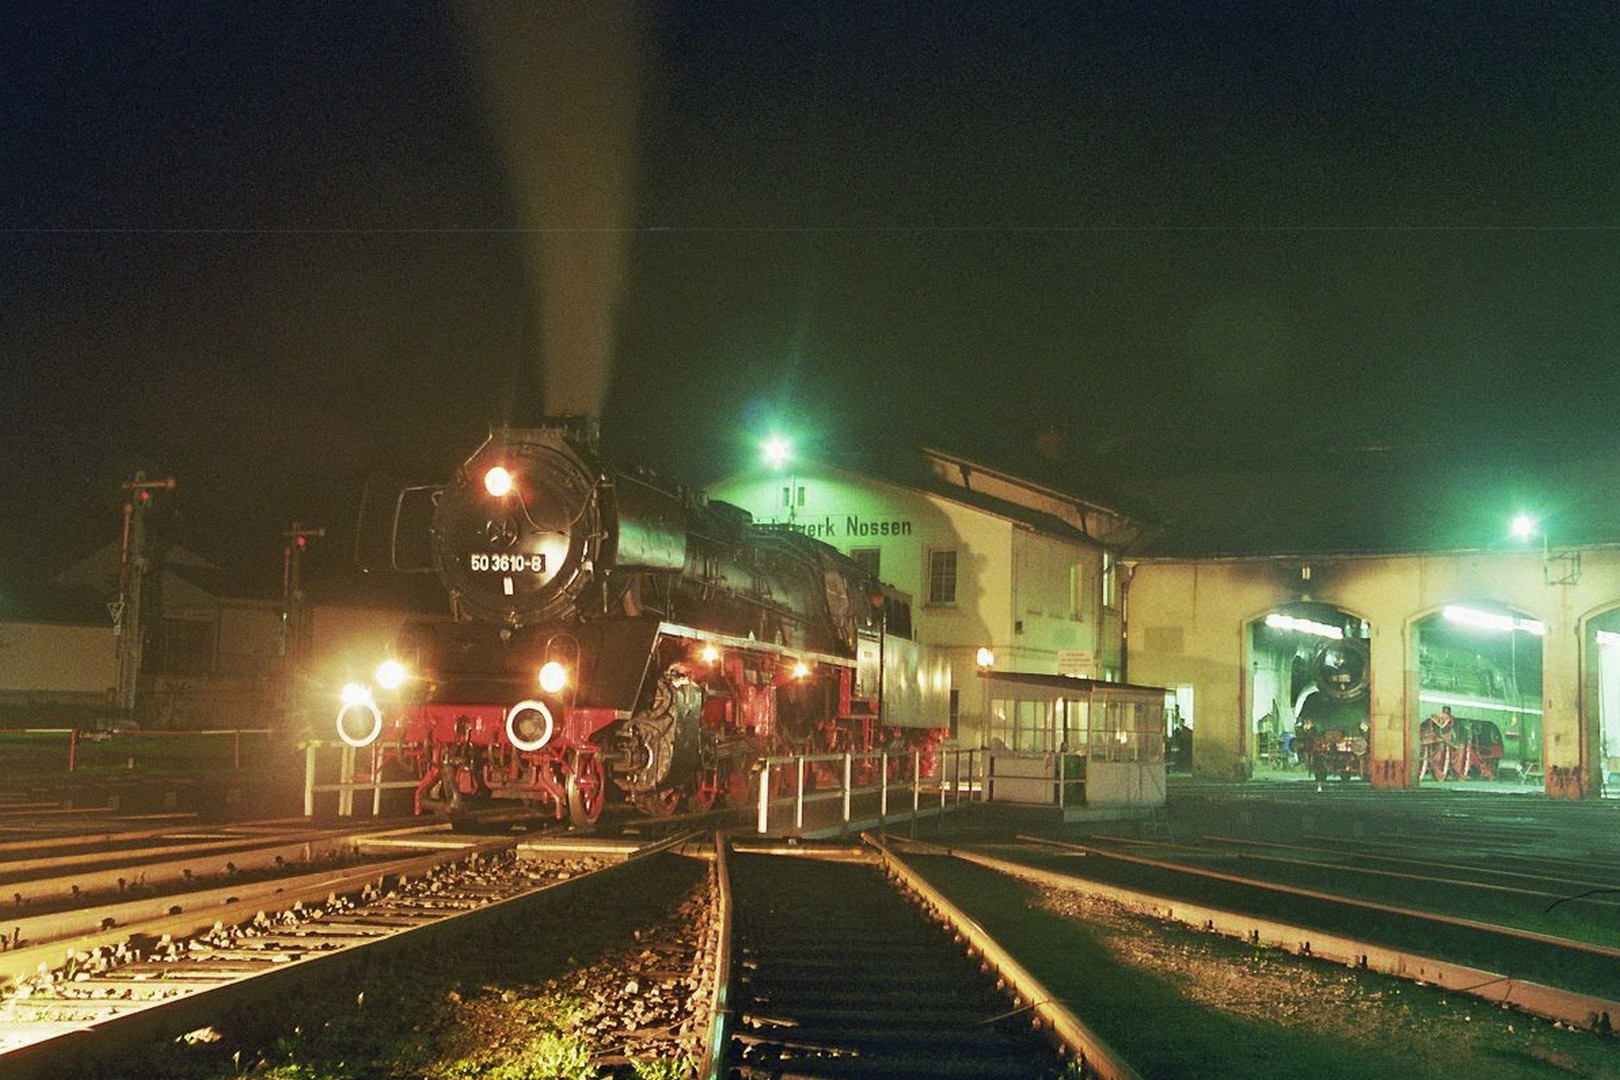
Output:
(708, 447), (1145, 752)
(707, 445), (1620, 800)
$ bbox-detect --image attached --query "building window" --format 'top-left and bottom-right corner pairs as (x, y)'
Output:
(1102, 550), (1118, 609)
(781, 484), (805, 509)
(948, 688), (960, 740)
(1069, 563), (1085, 621)
(927, 548), (958, 605)
(852, 548), (881, 579)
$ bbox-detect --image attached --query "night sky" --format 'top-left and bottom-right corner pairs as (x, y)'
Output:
(4, 2), (1619, 595)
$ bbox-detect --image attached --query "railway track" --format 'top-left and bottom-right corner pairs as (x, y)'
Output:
(719, 840), (1085, 1079)
(0, 824), (682, 1079)
(956, 832), (1620, 1031)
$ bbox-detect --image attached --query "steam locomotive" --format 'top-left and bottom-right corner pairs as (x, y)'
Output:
(1291, 638), (1372, 781)
(334, 420), (944, 825)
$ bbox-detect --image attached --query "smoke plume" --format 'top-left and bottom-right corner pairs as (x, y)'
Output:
(459, 1), (642, 422)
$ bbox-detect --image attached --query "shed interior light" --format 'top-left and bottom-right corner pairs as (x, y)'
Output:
(1442, 604), (1545, 636)
(1264, 613), (1344, 640)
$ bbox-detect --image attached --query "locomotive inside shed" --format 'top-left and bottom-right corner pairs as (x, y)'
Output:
(1243, 599), (1548, 785)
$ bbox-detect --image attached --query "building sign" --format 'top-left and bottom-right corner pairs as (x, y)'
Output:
(768, 514), (914, 540)
(1057, 650), (1094, 676)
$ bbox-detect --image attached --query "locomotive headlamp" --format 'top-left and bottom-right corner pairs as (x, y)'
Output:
(700, 644), (720, 665)
(340, 682), (373, 707)
(538, 660), (569, 694)
(483, 465), (514, 498)
(336, 683), (382, 748)
(792, 660), (810, 679)
(506, 699), (555, 753)
(375, 659), (409, 691)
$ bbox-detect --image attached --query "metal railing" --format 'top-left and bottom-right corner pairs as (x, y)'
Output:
(303, 741), (419, 818)
(301, 742), (988, 828)
(754, 748), (983, 836)
(0, 726), (274, 779)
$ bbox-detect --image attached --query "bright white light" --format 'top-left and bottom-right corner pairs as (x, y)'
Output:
(700, 644), (720, 664)
(375, 659), (408, 690)
(538, 660), (568, 694)
(1443, 604), (1545, 636)
(1509, 513), (1537, 541)
(340, 682), (373, 707)
(976, 647), (995, 669)
(762, 436), (791, 468)
(1265, 613), (1344, 640)
(792, 660), (810, 679)
(483, 465), (514, 498)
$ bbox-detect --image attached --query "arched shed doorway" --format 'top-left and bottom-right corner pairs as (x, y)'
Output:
(1246, 601), (1371, 782)
(1413, 603), (1544, 785)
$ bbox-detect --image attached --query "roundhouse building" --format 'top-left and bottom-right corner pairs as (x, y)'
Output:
(1121, 453), (1620, 799)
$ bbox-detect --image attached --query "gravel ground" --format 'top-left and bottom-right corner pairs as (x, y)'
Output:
(114, 851), (715, 1080)
(1038, 884), (1620, 1080)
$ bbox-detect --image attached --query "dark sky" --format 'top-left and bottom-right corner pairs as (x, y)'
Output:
(3, 2), (1619, 593)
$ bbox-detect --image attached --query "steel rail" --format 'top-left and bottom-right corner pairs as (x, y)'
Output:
(698, 831), (734, 1080)
(0, 821), (421, 879)
(0, 833), (693, 1080)
(1017, 834), (1620, 961)
(1191, 840), (1620, 910)
(0, 834), (515, 989)
(865, 833), (1143, 1080)
(0, 815), (203, 854)
(1200, 831), (1620, 890)
(968, 842), (1620, 1034)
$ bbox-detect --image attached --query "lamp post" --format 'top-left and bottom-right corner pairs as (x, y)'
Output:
(762, 434), (798, 523)
(1509, 513), (1580, 585)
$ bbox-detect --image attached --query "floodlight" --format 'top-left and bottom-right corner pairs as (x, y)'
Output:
(762, 436), (791, 468)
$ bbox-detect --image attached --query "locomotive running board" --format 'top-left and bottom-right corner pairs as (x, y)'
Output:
(657, 621), (855, 669)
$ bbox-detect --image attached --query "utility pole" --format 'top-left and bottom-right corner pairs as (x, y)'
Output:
(112, 472), (176, 720)
(281, 522), (325, 663)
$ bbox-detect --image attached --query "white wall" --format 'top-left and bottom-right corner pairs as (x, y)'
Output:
(0, 620), (117, 696)
(709, 460), (1111, 749)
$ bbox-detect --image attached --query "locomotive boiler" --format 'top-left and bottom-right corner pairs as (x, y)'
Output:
(334, 420), (943, 824)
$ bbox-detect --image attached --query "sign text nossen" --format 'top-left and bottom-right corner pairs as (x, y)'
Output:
(769, 515), (913, 540)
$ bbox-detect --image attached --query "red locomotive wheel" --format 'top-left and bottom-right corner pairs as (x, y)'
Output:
(692, 768), (721, 812)
(566, 752), (605, 826)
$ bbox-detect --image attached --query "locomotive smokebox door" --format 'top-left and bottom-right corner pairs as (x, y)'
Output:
(431, 431), (604, 627)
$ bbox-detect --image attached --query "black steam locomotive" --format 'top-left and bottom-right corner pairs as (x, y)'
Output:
(1292, 637), (1372, 781)
(335, 421), (943, 824)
